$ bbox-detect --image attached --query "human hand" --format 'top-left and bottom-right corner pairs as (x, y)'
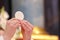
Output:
(20, 20), (33, 40)
(3, 18), (20, 40)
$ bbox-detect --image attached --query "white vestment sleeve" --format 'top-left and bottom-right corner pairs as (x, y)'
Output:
(0, 36), (4, 40)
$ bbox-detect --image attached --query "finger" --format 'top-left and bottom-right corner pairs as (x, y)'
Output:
(6, 21), (16, 28)
(20, 20), (30, 31)
(7, 20), (18, 24)
(21, 22), (29, 31)
(5, 22), (20, 39)
(21, 22), (31, 31)
(23, 20), (33, 28)
(7, 19), (21, 27)
(22, 22), (32, 30)
(8, 18), (21, 24)
(22, 20), (33, 30)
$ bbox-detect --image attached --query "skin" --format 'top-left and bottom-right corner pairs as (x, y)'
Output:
(3, 18), (20, 40)
(3, 18), (33, 40)
(0, 30), (4, 36)
(21, 20), (33, 40)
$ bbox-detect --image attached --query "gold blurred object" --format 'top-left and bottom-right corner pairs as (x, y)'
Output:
(32, 26), (58, 40)
(32, 26), (48, 35)
(18, 26), (58, 40)
(11, 26), (58, 40)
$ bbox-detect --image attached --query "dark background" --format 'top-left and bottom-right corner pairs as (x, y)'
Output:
(44, 0), (59, 35)
(0, 0), (12, 19)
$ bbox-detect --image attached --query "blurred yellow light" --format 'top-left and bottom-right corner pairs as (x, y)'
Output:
(33, 26), (47, 35)
(33, 27), (40, 34)
(32, 35), (58, 40)
(12, 26), (58, 40)
(35, 31), (40, 34)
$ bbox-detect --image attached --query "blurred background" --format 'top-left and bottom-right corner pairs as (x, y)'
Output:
(0, 0), (59, 40)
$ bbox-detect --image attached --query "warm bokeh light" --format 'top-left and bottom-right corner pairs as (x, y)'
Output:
(11, 26), (58, 40)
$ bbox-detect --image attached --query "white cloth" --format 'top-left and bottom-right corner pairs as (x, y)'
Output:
(0, 36), (4, 40)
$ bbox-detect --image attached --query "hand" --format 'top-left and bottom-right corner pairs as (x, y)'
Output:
(3, 18), (20, 40)
(20, 20), (33, 40)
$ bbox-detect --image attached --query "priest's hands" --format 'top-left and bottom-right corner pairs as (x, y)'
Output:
(3, 18), (33, 40)
(20, 20), (33, 40)
(3, 18), (20, 40)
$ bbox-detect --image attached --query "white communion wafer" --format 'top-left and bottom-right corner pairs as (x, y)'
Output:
(15, 11), (24, 20)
